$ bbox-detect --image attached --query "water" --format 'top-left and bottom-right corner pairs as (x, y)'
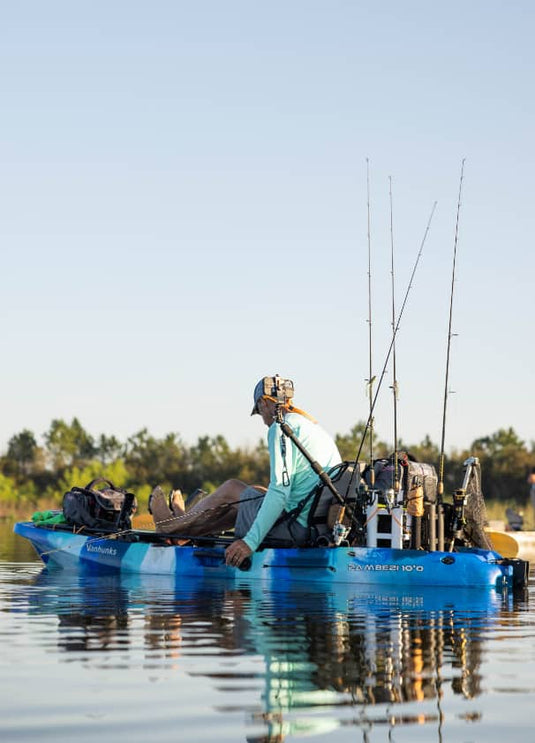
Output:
(2, 520), (535, 742)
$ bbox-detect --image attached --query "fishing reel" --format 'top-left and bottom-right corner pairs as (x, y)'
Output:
(332, 521), (350, 546)
(451, 488), (467, 541)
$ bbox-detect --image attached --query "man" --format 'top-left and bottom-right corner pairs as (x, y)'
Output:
(149, 376), (341, 567)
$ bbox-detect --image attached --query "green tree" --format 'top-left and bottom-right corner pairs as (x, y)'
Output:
(470, 427), (530, 500)
(96, 434), (124, 465)
(6, 429), (38, 479)
(188, 436), (271, 492)
(124, 429), (189, 489)
(402, 434), (440, 464)
(188, 435), (236, 491)
(0, 472), (17, 505)
(335, 422), (390, 462)
(44, 418), (95, 470)
(230, 440), (270, 487)
(3, 414), (533, 515)
(44, 459), (130, 505)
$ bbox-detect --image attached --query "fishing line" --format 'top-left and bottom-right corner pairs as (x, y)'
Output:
(366, 159), (375, 485)
(347, 199), (438, 494)
(389, 176), (400, 492)
(438, 159), (466, 502)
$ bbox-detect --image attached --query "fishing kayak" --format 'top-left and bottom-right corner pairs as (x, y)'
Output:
(13, 520), (526, 590)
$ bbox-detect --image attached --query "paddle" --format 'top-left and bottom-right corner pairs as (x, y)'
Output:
(486, 530), (519, 558)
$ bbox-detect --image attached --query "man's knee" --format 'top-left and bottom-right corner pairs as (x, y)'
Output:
(222, 479), (249, 496)
(225, 478), (248, 487)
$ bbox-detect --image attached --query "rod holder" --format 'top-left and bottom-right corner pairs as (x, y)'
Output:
(428, 503), (436, 551)
(437, 503), (445, 551)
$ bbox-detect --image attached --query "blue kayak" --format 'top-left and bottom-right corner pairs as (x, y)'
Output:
(13, 520), (520, 590)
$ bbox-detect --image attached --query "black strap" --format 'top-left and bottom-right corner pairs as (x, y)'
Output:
(117, 492), (136, 527)
(86, 478), (116, 491)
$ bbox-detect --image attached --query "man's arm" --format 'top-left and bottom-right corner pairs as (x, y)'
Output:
(242, 423), (293, 552)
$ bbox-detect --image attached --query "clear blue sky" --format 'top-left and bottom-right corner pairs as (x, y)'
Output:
(1, 1), (534, 456)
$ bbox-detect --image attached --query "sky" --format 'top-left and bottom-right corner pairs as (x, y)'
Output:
(1, 1), (534, 458)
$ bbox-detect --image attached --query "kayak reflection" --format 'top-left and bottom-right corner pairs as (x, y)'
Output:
(23, 569), (514, 739)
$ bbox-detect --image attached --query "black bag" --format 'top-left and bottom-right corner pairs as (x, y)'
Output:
(364, 457), (439, 504)
(62, 478), (137, 531)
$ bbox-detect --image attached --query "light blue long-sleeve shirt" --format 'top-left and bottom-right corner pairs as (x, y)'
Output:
(242, 413), (341, 552)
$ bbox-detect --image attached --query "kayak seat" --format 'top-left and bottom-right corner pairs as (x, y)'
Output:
(270, 462), (362, 547)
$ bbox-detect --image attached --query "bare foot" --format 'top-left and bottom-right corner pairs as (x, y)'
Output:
(170, 489), (185, 514)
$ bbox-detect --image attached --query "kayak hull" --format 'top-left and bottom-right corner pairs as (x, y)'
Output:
(14, 521), (516, 590)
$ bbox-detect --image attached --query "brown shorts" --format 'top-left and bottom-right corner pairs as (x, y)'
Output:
(234, 486), (309, 546)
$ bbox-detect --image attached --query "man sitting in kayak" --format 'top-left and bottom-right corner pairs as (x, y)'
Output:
(149, 375), (341, 568)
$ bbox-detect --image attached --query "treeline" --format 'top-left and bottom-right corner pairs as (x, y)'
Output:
(1, 417), (533, 512)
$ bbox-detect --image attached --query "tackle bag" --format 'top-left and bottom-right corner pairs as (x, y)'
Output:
(62, 478), (137, 531)
(403, 461), (438, 504)
(364, 457), (438, 504)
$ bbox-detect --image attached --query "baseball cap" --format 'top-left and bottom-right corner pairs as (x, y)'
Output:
(251, 378), (266, 415)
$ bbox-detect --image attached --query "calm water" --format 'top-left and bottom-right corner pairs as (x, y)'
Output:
(2, 520), (535, 743)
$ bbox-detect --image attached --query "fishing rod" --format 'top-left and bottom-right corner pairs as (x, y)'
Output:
(350, 200), (438, 476)
(389, 176), (400, 492)
(366, 159), (376, 487)
(438, 159), (466, 503)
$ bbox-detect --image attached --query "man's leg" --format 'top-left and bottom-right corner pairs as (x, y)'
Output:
(152, 479), (250, 535)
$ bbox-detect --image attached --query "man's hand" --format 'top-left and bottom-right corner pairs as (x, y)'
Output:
(225, 539), (252, 567)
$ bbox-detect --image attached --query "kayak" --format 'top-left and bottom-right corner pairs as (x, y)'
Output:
(13, 520), (526, 590)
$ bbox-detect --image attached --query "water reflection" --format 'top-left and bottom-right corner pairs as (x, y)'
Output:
(7, 565), (520, 741)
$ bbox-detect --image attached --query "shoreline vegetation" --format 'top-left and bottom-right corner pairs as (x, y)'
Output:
(1, 417), (533, 525)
